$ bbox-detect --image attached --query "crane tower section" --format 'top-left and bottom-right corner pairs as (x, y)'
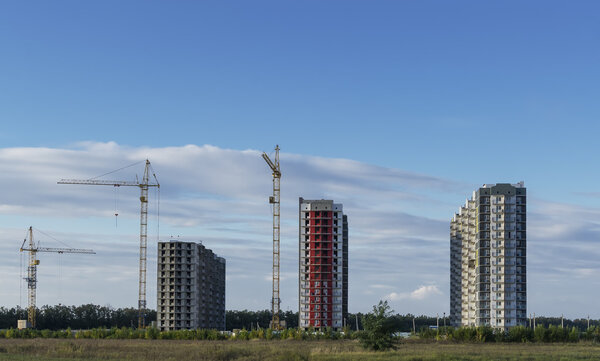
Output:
(262, 145), (282, 330)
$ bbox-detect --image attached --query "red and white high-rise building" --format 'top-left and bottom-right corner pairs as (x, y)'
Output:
(298, 198), (348, 331)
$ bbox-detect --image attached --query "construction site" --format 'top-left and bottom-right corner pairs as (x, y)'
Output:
(15, 145), (295, 331)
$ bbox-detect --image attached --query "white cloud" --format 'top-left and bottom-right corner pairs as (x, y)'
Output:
(386, 285), (442, 301)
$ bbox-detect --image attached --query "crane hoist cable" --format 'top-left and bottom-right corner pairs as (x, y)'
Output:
(114, 186), (119, 227)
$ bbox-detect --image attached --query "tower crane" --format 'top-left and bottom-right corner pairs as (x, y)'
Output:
(262, 145), (282, 330)
(20, 226), (95, 328)
(58, 159), (159, 328)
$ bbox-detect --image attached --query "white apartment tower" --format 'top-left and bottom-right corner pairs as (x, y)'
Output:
(450, 182), (526, 330)
(299, 198), (348, 331)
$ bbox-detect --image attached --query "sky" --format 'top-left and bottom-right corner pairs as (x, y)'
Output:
(0, 1), (599, 318)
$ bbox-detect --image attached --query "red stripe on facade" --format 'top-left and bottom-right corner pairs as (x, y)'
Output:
(307, 210), (333, 328)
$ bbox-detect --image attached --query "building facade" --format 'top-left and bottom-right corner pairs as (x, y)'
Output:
(298, 198), (348, 331)
(157, 240), (226, 331)
(450, 182), (526, 330)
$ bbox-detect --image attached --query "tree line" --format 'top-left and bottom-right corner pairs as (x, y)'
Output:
(0, 305), (439, 331)
(0, 305), (156, 330)
(0, 304), (597, 333)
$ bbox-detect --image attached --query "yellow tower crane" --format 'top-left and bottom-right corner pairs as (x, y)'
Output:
(19, 226), (95, 328)
(262, 145), (282, 330)
(58, 159), (159, 328)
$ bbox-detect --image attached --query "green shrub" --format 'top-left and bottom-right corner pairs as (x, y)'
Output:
(476, 326), (494, 342)
(453, 326), (477, 342)
(358, 300), (398, 351)
(568, 327), (579, 343)
(418, 326), (437, 339)
(534, 325), (547, 342)
(507, 326), (532, 343)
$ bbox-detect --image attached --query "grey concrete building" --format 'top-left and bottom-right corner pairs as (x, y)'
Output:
(299, 198), (348, 331)
(450, 182), (526, 330)
(157, 240), (225, 331)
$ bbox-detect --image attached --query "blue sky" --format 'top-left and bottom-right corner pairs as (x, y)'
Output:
(1, 1), (598, 201)
(1, 1), (599, 317)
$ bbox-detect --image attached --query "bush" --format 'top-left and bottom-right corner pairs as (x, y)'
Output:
(534, 325), (547, 342)
(568, 327), (579, 343)
(476, 326), (494, 342)
(418, 327), (437, 339)
(452, 327), (477, 342)
(358, 300), (398, 351)
(507, 326), (532, 343)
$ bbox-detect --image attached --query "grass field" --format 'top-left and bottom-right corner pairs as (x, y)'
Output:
(1, 339), (600, 361)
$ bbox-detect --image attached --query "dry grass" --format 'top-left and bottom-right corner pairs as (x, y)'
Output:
(1, 338), (600, 361)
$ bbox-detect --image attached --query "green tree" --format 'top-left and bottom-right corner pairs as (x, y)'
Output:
(359, 300), (398, 351)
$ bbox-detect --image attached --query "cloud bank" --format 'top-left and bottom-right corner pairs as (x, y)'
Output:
(0, 142), (599, 317)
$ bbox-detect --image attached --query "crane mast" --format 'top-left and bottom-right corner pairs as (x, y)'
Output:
(138, 162), (150, 326)
(58, 159), (159, 328)
(20, 226), (95, 328)
(262, 145), (282, 330)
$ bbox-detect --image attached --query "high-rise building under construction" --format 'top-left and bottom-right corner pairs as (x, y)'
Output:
(450, 182), (526, 330)
(157, 240), (225, 331)
(298, 198), (348, 331)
